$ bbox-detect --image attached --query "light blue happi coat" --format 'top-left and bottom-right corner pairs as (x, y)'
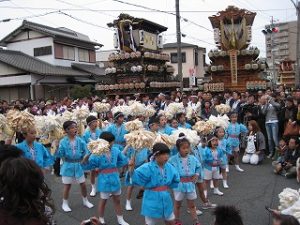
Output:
(202, 146), (225, 171)
(82, 127), (102, 144)
(16, 140), (54, 168)
(218, 138), (232, 164)
(169, 153), (202, 193)
(132, 161), (180, 219)
(178, 122), (192, 129)
(227, 123), (248, 148)
(88, 145), (128, 192)
(158, 124), (175, 135)
(105, 123), (128, 150)
(55, 136), (89, 178)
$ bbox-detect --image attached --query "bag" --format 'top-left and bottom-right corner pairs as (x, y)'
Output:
(283, 121), (300, 136)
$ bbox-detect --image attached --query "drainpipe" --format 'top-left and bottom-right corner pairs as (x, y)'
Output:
(32, 74), (47, 100)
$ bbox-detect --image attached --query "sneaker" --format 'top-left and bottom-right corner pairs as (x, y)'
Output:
(223, 180), (229, 189)
(267, 153), (273, 159)
(210, 180), (214, 189)
(62, 202), (72, 212)
(83, 199), (94, 209)
(213, 188), (224, 196)
(235, 165), (244, 172)
(136, 189), (144, 199)
(187, 209), (203, 216)
(125, 201), (133, 211)
(202, 202), (217, 209)
(225, 166), (229, 173)
(90, 188), (97, 197)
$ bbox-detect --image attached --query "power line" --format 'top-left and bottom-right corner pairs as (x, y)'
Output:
(58, 11), (114, 31)
(0, 10), (59, 22)
(111, 0), (213, 32)
(0, 5), (295, 13)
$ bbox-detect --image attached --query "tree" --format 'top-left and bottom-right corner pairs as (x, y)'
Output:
(70, 85), (92, 99)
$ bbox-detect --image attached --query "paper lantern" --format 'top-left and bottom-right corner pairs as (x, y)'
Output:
(125, 53), (130, 59)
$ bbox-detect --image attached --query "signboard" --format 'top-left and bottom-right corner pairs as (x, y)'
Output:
(246, 81), (267, 90)
(203, 82), (224, 92)
(143, 31), (157, 50)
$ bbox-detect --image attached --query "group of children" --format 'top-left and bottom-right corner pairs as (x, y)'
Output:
(14, 109), (269, 225)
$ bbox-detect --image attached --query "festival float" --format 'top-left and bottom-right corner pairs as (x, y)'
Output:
(95, 14), (179, 95)
(278, 58), (296, 88)
(205, 6), (267, 92)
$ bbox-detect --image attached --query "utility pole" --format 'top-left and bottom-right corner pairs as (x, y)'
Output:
(175, 0), (183, 92)
(270, 16), (277, 88)
(290, 0), (300, 87)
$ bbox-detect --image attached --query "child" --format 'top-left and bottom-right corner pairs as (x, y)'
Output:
(169, 118), (179, 130)
(272, 138), (288, 165)
(202, 135), (225, 196)
(88, 131), (129, 225)
(242, 120), (266, 165)
(177, 112), (192, 129)
(124, 147), (150, 211)
(83, 115), (102, 197)
(105, 112), (128, 151)
(193, 137), (217, 210)
(55, 121), (94, 212)
(16, 127), (54, 170)
(169, 134), (202, 225)
(158, 115), (175, 135)
(132, 143), (180, 225)
(227, 112), (247, 172)
(148, 116), (160, 133)
(215, 127), (231, 188)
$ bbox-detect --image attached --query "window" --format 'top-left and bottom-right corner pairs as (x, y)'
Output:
(79, 48), (89, 62)
(170, 52), (186, 63)
(54, 43), (75, 60)
(34, 46), (52, 56)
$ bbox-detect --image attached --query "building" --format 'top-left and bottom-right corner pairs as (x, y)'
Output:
(0, 20), (107, 101)
(163, 42), (206, 87)
(265, 21), (297, 64)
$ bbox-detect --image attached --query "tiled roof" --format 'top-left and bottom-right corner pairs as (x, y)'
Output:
(0, 20), (103, 47)
(72, 63), (105, 76)
(163, 42), (200, 49)
(0, 49), (90, 76)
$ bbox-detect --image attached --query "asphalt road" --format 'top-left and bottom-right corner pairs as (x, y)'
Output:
(46, 159), (299, 225)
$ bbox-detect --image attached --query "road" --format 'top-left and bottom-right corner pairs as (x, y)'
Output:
(46, 159), (299, 225)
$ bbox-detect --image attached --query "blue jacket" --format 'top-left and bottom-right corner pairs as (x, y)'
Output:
(132, 161), (179, 219)
(202, 147), (225, 171)
(87, 146), (128, 192)
(178, 122), (192, 129)
(82, 128), (102, 144)
(55, 136), (89, 178)
(227, 123), (248, 148)
(16, 140), (54, 168)
(169, 153), (202, 192)
(105, 123), (128, 150)
(158, 125), (174, 135)
(218, 138), (232, 164)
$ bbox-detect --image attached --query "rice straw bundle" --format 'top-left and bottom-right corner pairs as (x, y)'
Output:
(93, 102), (111, 113)
(125, 119), (143, 132)
(124, 129), (156, 150)
(215, 104), (231, 115)
(208, 115), (230, 129)
(193, 120), (216, 135)
(6, 110), (35, 132)
(171, 128), (200, 146)
(87, 139), (110, 155)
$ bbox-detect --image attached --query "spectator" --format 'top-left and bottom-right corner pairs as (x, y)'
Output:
(272, 214), (300, 225)
(273, 137), (300, 178)
(230, 91), (242, 113)
(213, 205), (244, 225)
(0, 145), (55, 225)
(201, 100), (212, 120)
(260, 95), (281, 158)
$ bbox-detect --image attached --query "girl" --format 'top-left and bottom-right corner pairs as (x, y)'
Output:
(83, 115), (103, 197)
(132, 143), (180, 225)
(176, 113), (192, 129)
(193, 137), (217, 210)
(16, 127), (54, 170)
(124, 147), (150, 211)
(169, 134), (202, 225)
(215, 127), (231, 189)
(105, 112), (128, 151)
(202, 135), (225, 196)
(169, 118), (179, 130)
(55, 121), (94, 212)
(227, 112), (248, 172)
(87, 131), (129, 225)
(242, 120), (266, 165)
(158, 115), (174, 135)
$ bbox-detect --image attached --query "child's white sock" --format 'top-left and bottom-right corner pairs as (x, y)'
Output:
(99, 217), (105, 224)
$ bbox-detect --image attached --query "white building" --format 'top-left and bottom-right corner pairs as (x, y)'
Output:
(0, 20), (108, 101)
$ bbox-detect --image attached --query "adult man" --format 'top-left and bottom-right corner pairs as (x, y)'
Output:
(239, 94), (259, 124)
(260, 95), (281, 158)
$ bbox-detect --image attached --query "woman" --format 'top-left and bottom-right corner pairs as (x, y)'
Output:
(0, 145), (55, 225)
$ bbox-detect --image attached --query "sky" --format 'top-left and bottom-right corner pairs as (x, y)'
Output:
(0, 0), (297, 58)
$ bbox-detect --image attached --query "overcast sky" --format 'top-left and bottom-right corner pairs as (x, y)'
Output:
(0, 0), (297, 57)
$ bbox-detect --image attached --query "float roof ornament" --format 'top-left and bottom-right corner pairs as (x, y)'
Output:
(209, 6), (256, 51)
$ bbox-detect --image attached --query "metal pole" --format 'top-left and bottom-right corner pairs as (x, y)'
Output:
(296, 1), (300, 87)
(270, 16), (277, 88)
(175, 0), (183, 91)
